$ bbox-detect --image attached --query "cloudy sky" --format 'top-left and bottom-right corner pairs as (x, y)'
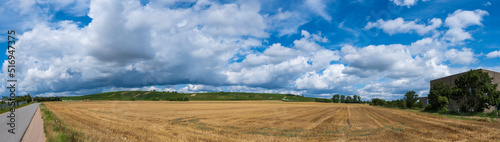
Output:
(1, 0), (499, 100)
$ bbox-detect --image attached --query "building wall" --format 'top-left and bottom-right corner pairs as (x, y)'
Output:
(430, 69), (500, 90)
(448, 100), (460, 112)
(419, 97), (428, 106)
(429, 69), (500, 112)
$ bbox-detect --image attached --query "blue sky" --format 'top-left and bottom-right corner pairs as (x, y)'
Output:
(1, 0), (499, 100)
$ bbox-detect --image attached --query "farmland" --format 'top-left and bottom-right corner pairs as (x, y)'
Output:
(43, 101), (500, 141)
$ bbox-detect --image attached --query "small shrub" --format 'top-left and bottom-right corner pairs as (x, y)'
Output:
(169, 97), (189, 101)
(416, 101), (425, 109)
(437, 108), (448, 113)
(424, 104), (434, 112)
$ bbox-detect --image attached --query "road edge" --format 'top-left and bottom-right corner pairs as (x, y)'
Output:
(19, 103), (39, 142)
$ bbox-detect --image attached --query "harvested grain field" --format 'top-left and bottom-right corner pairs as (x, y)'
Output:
(43, 101), (500, 141)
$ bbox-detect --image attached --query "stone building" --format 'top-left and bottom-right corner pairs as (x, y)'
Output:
(429, 69), (500, 112)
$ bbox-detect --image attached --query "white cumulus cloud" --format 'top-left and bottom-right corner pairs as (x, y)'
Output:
(444, 48), (476, 65)
(364, 17), (442, 36)
(444, 9), (488, 43)
(8, 0), (270, 95)
(390, 0), (429, 8)
(486, 50), (500, 58)
(224, 31), (339, 88)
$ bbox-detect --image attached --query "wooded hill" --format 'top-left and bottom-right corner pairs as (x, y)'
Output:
(62, 91), (319, 102)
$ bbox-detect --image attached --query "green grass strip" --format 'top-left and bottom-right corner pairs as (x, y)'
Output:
(40, 103), (83, 142)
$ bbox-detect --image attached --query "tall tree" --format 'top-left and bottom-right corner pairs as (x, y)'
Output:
(353, 95), (358, 103)
(346, 96), (352, 103)
(397, 99), (407, 109)
(340, 95), (346, 103)
(452, 69), (500, 112)
(428, 81), (451, 111)
(27, 94), (32, 103)
(357, 95), (362, 103)
(404, 91), (419, 108)
(332, 94), (340, 103)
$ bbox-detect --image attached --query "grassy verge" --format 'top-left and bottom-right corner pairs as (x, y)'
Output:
(40, 103), (82, 142)
(393, 106), (499, 122)
(432, 110), (500, 122)
(0, 102), (34, 115)
(437, 110), (500, 118)
(370, 105), (499, 122)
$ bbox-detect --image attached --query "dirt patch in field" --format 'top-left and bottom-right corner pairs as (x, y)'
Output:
(120, 91), (129, 95)
(133, 94), (141, 98)
(43, 101), (500, 141)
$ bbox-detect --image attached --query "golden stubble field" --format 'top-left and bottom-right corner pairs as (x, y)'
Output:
(43, 101), (500, 141)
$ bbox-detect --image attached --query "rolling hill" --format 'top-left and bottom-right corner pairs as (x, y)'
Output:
(61, 91), (319, 102)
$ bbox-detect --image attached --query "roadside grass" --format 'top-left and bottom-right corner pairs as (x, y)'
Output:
(40, 103), (83, 142)
(0, 102), (34, 115)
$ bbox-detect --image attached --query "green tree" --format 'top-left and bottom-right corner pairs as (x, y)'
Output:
(16, 96), (25, 103)
(357, 95), (362, 103)
(340, 95), (346, 103)
(346, 96), (353, 103)
(353, 95), (358, 103)
(428, 81), (451, 111)
(332, 94), (340, 103)
(437, 96), (449, 111)
(26, 94), (32, 103)
(397, 99), (407, 109)
(371, 98), (386, 106)
(452, 69), (500, 112)
(416, 101), (425, 108)
(0, 100), (5, 109)
(404, 91), (419, 108)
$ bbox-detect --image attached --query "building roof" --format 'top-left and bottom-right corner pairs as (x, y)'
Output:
(430, 68), (500, 82)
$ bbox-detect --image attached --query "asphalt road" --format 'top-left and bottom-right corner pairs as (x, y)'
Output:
(0, 103), (39, 142)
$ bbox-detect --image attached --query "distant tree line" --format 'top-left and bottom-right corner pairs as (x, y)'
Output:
(1, 94), (32, 103)
(315, 98), (332, 103)
(162, 91), (178, 93)
(34, 97), (62, 102)
(287, 93), (305, 97)
(370, 91), (424, 109)
(313, 94), (366, 104)
(331, 94), (365, 103)
(1, 94), (34, 109)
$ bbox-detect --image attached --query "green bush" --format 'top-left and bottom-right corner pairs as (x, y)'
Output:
(169, 97), (189, 101)
(428, 81), (451, 111)
(371, 98), (386, 106)
(424, 104), (434, 111)
(315, 98), (332, 103)
(416, 101), (425, 109)
(399, 101), (407, 109)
